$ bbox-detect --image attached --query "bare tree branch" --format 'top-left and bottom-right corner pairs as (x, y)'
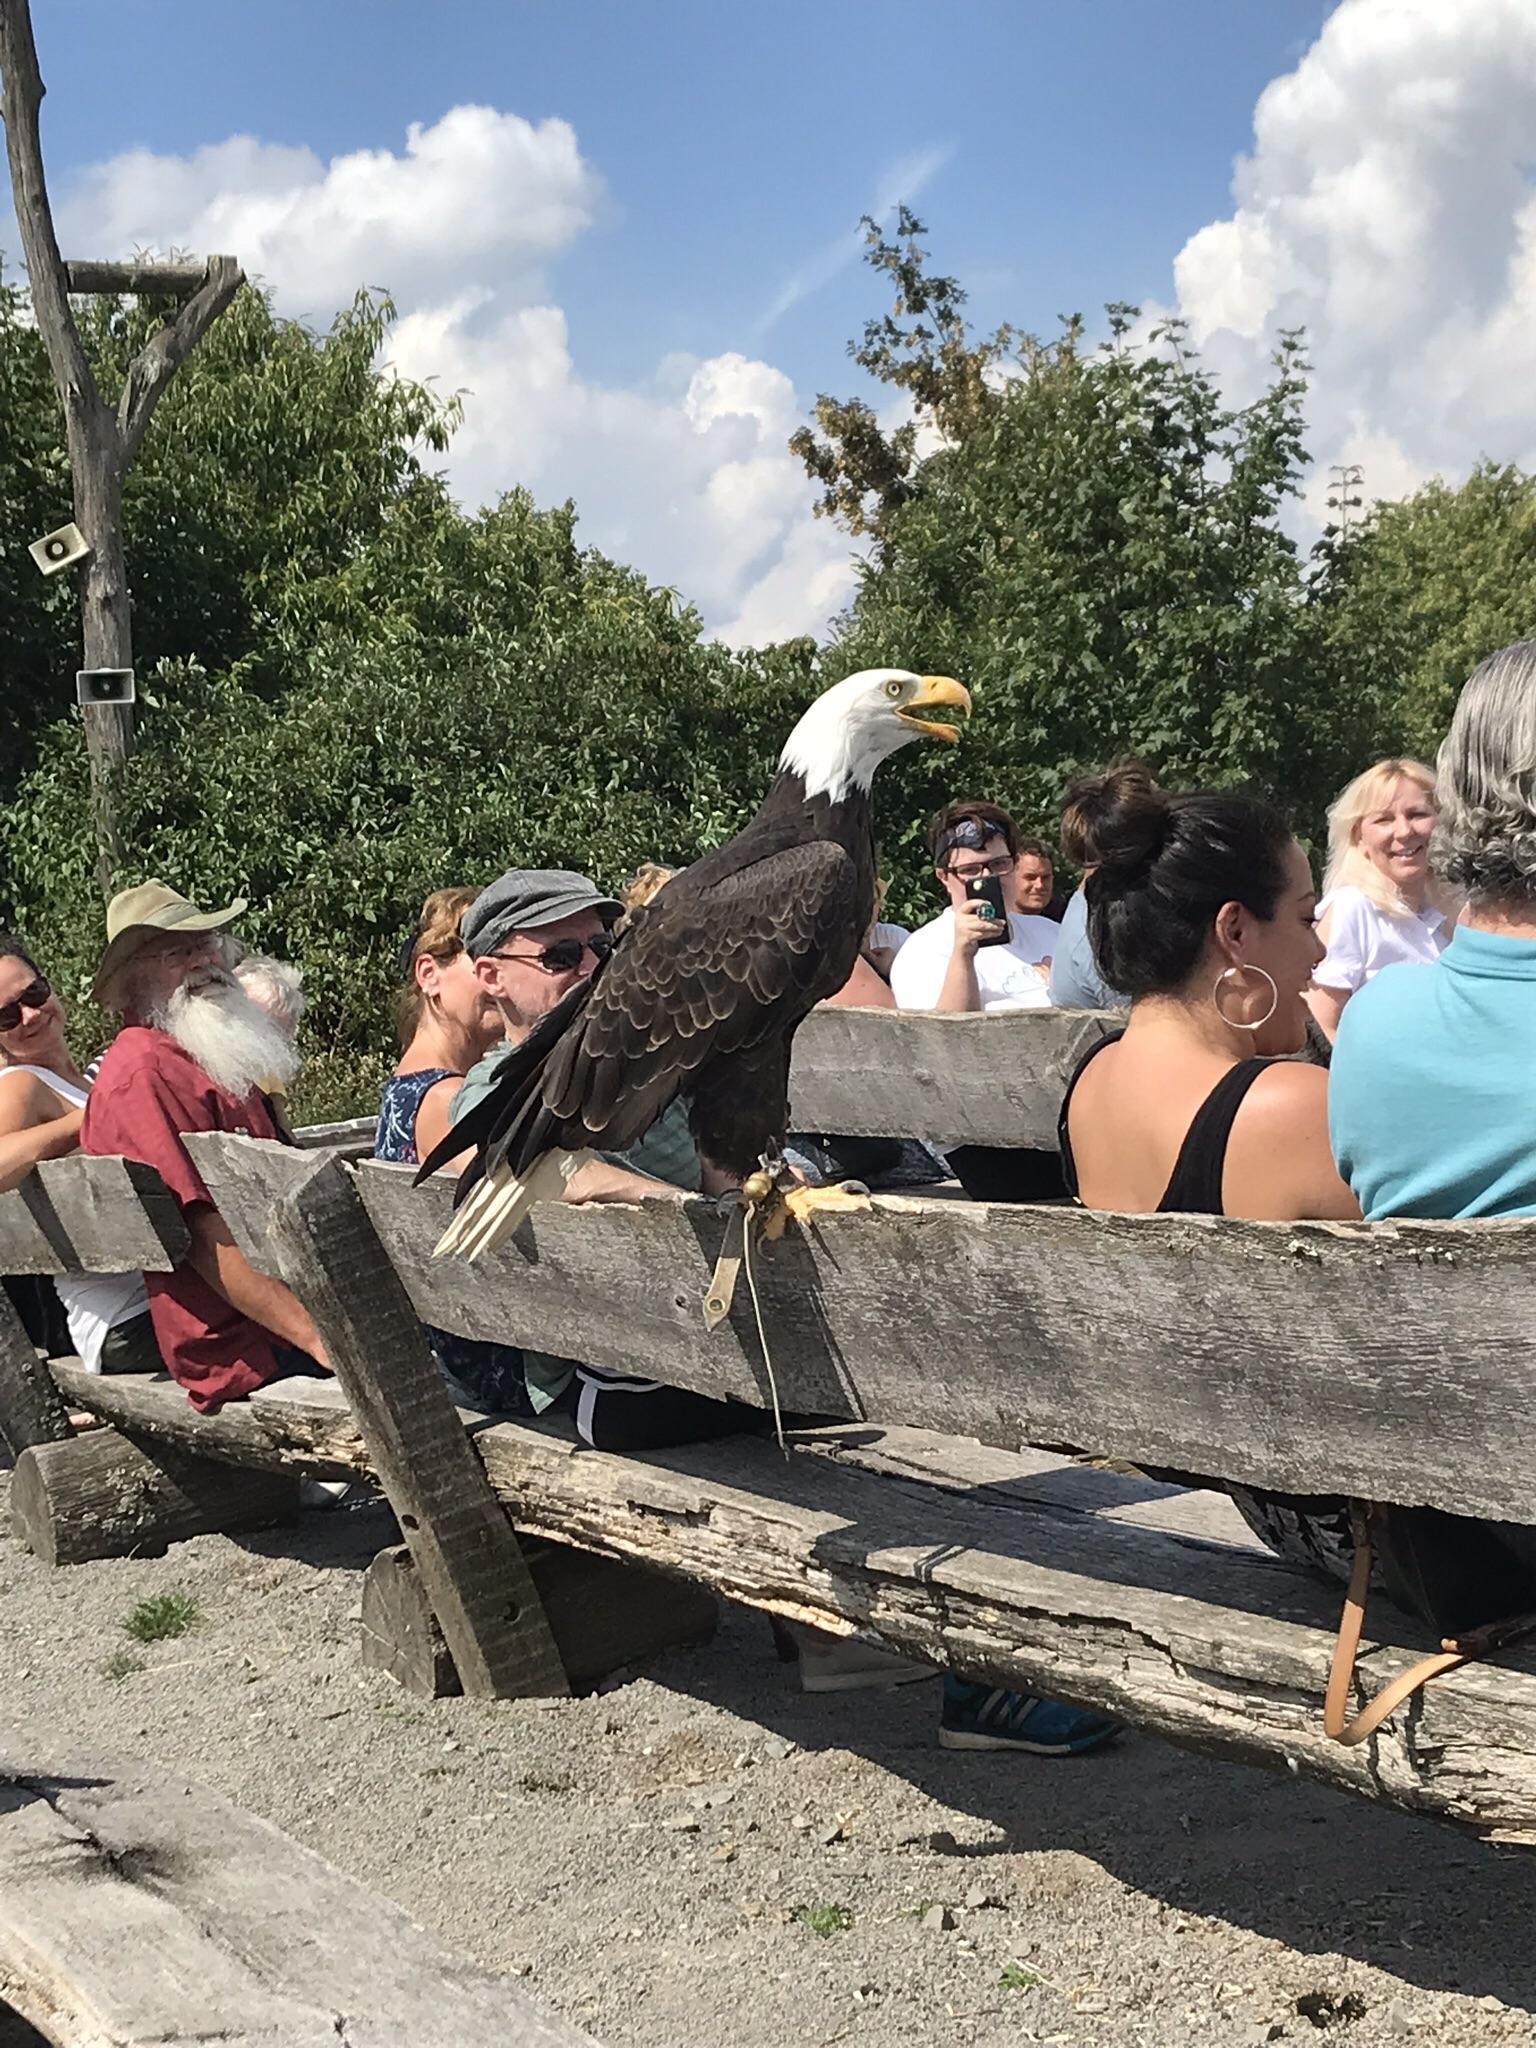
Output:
(119, 255), (244, 462)
(0, 0), (107, 436)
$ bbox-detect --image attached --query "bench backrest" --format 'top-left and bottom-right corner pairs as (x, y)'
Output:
(3, 1008), (1525, 1528)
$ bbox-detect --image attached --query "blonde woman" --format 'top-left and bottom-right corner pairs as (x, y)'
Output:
(1307, 759), (1452, 1041)
(375, 888), (501, 1170)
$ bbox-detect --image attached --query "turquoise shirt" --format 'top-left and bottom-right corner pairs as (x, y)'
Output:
(1329, 924), (1536, 1220)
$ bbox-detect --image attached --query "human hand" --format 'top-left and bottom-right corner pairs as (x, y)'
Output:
(953, 900), (1005, 956)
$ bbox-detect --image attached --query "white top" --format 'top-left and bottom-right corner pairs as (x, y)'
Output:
(870, 920), (910, 955)
(889, 909), (1057, 1012)
(0, 1063), (149, 1370)
(1313, 885), (1448, 995)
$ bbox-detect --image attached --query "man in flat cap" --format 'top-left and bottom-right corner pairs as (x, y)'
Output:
(445, 868), (745, 1449)
(82, 881), (331, 1413)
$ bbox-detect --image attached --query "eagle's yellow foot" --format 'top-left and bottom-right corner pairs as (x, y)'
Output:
(759, 1178), (872, 1241)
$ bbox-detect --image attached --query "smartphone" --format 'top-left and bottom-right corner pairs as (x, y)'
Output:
(965, 873), (1013, 946)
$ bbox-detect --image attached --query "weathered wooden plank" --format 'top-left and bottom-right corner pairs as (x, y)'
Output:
(292, 1113), (377, 1155)
(0, 1286), (71, 1457)
(40, 1367), (1536, 1837)
(10, 1427), (299, 1566)
(332, 1154), (1536, 1526)
(0, 1156), (185, 1276)
(788, 1003), (1114, 1148)
(0, 1755), (598, 2045)
(261, 1151), (570, 1701)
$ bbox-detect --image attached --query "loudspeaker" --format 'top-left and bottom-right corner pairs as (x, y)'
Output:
(28, 523), (90, 576)
(75, 669), (135, 707)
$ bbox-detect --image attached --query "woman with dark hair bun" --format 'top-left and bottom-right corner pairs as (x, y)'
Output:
(1059, 781), (1361, 1582)
(1049, 759), (1158, 1010)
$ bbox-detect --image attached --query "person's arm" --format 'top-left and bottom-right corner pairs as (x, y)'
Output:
(1224, 1064), (1361, 1222)
(184, 1204), (333, 1367)
(1305, 983), (1351, 1042)
(931, 903), (997, 1012)
(412, 1075), (472, 1174)
(0, 1073), (84, 1193)
(1306, 899), (1364, 1045)
(822, 952), (897, 1010)
(566, 1156), (689, 1203)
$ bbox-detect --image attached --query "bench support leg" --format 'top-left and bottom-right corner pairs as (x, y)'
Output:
(10, 1426), (299, 1565)
(361, 1540), (719, 1697)
(0, 1286), (71, 1458)
(267, 1155), (569, 1700)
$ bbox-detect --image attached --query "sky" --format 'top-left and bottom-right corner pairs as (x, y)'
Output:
(12, 0), (1536, 644)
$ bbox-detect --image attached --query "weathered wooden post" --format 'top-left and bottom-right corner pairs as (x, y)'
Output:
(0, 0), (243, 894)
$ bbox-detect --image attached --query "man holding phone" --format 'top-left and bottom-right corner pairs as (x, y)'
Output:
(890, 802), (1060, 1012)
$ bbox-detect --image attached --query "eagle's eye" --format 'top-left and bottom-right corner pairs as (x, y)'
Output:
(883, 678), (904, 700)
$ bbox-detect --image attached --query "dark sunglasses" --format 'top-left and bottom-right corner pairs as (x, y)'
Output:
(0, 976), (51, 1031)
(491, 932), (616, 974)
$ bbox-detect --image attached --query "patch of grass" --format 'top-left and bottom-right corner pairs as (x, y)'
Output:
(100, 1649), (145, 1682)
(793, 1902), (853, 1938)
(999, 1962), (1042, 1992)
(123, 1592), (201, 1643)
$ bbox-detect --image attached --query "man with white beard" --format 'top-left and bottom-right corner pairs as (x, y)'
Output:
(81, 882), (332, 1413)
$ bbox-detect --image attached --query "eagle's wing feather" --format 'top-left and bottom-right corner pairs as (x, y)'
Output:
(539, 838), (862, 1161)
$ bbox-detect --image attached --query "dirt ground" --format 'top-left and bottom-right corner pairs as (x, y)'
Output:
(2, 1478), (1534, 2048)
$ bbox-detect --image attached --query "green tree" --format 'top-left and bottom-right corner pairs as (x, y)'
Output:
(0, 282), (461, 796)
(797, 220), (1328, 903)
(1312, 463), (1536, 764)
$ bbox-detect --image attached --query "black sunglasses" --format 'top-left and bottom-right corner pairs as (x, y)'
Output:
(491, 932), (616, 974)
(0, 976), (51, 1031)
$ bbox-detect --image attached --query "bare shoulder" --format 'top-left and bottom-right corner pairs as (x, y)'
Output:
(1242, 1059), (1331, 1124)
(0, 1067), (70, 1133)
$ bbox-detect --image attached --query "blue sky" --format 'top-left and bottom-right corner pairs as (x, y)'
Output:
(45, 1), (1327, 392)
(19, 1), (1536, 642)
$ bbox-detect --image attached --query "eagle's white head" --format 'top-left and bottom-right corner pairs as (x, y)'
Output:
(778, 668), (972, 803)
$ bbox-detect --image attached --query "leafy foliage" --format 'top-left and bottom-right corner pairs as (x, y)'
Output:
(4, 232), (1536, 1118)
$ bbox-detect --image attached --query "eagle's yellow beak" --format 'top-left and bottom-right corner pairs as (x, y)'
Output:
(895, 675), (971, 743)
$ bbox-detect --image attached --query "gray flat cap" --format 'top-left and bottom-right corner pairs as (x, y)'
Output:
(462, 868), (621, 958)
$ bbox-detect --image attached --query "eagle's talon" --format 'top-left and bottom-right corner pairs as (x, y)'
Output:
(759, 1177), (873, 1240)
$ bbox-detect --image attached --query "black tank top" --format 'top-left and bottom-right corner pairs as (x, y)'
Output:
(1058, 1029), (1281, 1216)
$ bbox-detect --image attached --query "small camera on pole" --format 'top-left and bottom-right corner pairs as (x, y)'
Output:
(76, 668), (135, 708)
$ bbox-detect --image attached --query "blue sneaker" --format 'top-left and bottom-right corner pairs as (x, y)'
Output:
(939, 1676), (1121, 1755)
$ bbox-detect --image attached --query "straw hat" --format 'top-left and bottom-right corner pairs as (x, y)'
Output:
(92, 879), (247, 1005)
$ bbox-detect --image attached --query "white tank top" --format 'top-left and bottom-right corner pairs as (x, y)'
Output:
(0, 1063), (149, 1370)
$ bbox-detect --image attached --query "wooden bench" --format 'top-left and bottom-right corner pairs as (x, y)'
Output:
(0, 1750), (595, 2045)
(5, 1008), (1536, 1844)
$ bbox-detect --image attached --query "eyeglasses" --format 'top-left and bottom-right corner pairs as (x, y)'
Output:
(0, 977), (51, 1031)
(947, 853), (1016, 881)
(490, 932), (616, 974)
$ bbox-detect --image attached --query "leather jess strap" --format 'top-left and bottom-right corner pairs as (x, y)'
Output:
(1325, 1504), (1536, 1746)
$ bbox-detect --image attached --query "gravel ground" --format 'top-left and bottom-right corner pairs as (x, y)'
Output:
(2, 1477), (1534, 2048)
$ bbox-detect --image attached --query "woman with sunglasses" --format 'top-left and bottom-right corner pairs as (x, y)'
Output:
(0, 935), (157, 1371)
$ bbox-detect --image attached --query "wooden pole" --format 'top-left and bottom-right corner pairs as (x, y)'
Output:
(0, 0), (243, 897)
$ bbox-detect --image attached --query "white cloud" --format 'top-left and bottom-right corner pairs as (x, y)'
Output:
(37, 107), (859, 642)
(1167, 0), (1536, 518)
(55, 108), (599, 319)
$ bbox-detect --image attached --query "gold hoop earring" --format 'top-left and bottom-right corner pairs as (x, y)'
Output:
(1213, 964), (1278, 1032)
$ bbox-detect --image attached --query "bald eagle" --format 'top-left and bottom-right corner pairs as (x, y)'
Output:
(422, 668), (970, 1257)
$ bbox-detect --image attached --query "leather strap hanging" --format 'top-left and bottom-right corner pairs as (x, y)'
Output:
(1324, 1502), (1536, 1746)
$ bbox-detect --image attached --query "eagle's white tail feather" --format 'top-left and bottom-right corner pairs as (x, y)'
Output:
(433, 1148), (595, 1261)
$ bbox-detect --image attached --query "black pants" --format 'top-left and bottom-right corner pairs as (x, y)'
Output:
(564, 1365), (755, 1452)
